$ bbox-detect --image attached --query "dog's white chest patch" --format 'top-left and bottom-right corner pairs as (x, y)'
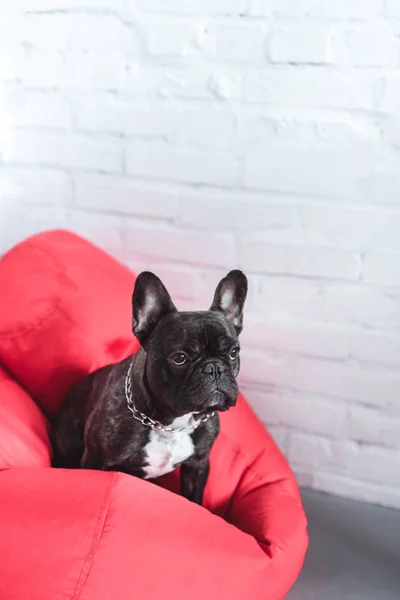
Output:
(142, 414), (195, 480)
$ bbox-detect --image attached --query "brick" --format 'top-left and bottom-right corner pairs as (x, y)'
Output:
(254, 276), (325, 322)
(0, 44), (26, 82)
(23, 50), (125, 90)
(292, 357), (400, 407)
(363, 252), (400, 287)
(240, 240), (361, 280)
(145, 21), (213, 57)
(255, 275), (400, 332)
(379, 75), (400, 113)
(269, 27), (334, 65)
(21, 14), (72, 49)
(180, 110), (236, 148)
(347, 27), (399, 67)
(313, 473), (400, 509)
(247, 0), (272, 17)
(240, 112), (381, 145)
(314, 115), (381, 143)
(244, 142), (374, 200)
(131, 264), (202, 302)
(237, 113), (302, 142)
(68, 209), (123, 252)
(126, 65), (242, 101)
(1, 205), (71, 254)
(70, 15), (139, 52)
(26, 0), (123, 9)
(290, 436), (400, 492)
(154, 67), (213, 100)
(77, 101), (180, 138)
(250, 390), (347, 439)
(126, 141), (239, 187)
(383, 121), (400, 149)
(177, 197), (298, 230)
(348, 332), (400, 368)
(1, 167), (71, 205)
(122, 226), (234, 268)
(207, 68), (243, 100)
(242, 349), (400, 407)
(237, 348), (296, 387)
(288, 432), (335, 470)
(299, 205), (400, 251)
(138, 0), (247, 15)
(364, 168), (400, 204)
(0, 6), (20, 22)
(6, 130), (122, 173)
(386, 0), (400, 18)
(348, 405), (400, 449)
(216, 24), (266, 62)
(332, 442), (400, 487)
(74, 175), (178, 218)
(272, 0), (379, 19)
(20, 13), (135, 54)
(6, 89), (72, 129)
(239, 112), (381, 145)
(241, 319), (349, 360)
(322, 284), (400, 332)
(245, 69), (373, 109)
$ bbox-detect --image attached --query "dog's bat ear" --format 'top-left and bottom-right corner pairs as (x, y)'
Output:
(210, 270), (248, 335)
(132, 272), (177, 345)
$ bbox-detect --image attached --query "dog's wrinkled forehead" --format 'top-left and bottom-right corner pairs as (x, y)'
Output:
(149, 311), (237, 354)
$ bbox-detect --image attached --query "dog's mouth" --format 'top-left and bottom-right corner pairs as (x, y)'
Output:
(193, 408), (217, 420)
(193, 392), (233, 419)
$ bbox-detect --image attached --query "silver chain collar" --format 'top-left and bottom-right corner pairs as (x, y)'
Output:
(124, 362), (215, 433)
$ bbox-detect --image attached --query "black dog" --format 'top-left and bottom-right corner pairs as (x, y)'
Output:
(52, 269), (247, 505)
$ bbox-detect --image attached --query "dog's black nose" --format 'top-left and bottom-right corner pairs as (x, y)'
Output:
(202, 361), (225, 377)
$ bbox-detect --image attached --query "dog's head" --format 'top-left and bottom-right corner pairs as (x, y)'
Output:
(132, 270), (248, 418)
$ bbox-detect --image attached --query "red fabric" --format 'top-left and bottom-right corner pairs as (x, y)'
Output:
(0, 230), (139, 419)
(0, 367), (51, 469)
(0, 230), (308, 600)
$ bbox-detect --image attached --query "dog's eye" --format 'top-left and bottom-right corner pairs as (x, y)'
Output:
(229, 347), (240, 361)
(171, 352), (187, 366)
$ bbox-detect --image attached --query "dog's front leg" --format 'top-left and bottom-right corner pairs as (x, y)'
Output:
(180, 456), (210, 505)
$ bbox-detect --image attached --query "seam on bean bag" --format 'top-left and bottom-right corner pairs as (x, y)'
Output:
(0, 242), (65, 338)
(71, 472), (115, 600)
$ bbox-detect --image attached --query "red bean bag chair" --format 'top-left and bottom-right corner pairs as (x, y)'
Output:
(0, 230), (308, 600)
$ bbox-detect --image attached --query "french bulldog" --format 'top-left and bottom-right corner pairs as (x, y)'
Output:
(52, 269), (247, 505)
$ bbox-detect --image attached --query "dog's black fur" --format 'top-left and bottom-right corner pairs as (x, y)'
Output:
(52, 269), (247, 505)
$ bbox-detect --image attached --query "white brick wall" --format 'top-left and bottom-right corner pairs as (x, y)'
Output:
(1, 0), (400, 509)
(269, 26), (334, 64)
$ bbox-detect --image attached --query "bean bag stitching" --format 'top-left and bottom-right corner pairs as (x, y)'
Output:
(0, 243), (65, 337)
(71, 472), (115, 600)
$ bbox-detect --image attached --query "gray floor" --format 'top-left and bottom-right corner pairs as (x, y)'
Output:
(287, 489), (400, 600)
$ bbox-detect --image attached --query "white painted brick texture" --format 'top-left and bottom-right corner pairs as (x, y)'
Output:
(1, 0), (400, 509)
(269, 27), (334, 65)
